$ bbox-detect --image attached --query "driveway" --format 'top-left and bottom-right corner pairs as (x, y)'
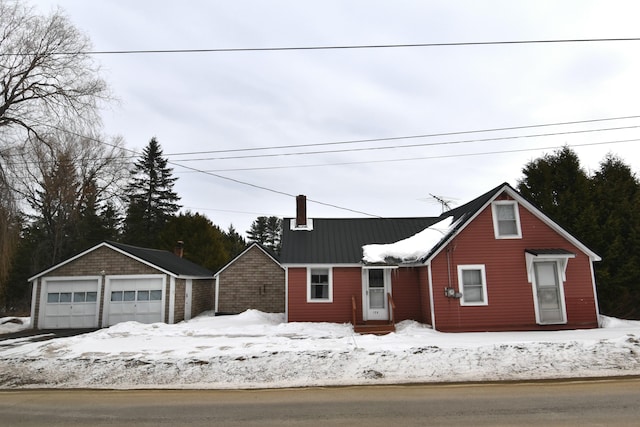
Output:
(0, 328), (97, 347)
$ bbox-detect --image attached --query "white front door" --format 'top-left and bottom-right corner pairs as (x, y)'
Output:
(533, 261), (566, 324)
(364, 269), (390, 321)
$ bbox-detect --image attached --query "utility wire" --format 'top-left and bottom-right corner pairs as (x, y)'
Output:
(6, 117), (640, 166)
(169, 124), (640, 162)
(25, 123), (382, 218)
(175, 139), (639, 173)
(166, 114), (640, 156)
(4, 37), (640, 56)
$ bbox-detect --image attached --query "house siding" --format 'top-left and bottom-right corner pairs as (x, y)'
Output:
(288, 267), (362, 323)
(216, 245), (285, 314)
(390, 268), (424, 322)
(432, 196), (598, 332)
(418, 267), (432, 325)
(191, 279), (215, 317)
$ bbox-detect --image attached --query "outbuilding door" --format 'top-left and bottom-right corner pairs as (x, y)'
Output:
(41, 278), (100, 329)
(106, 276), (164, 326)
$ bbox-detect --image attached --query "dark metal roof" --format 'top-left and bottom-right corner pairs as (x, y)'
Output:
(106, 241), (213, 277)
(280, 217), (441, 264)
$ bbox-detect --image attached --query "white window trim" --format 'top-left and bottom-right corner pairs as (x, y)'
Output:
(458, 264), (489, 306)
(307, 266), (333, 303)
(491, 200), (522, 239)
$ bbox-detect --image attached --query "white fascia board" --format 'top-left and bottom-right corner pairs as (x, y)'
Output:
(503, 186), (602, 262)
(28, 242), (108, 281)
(280, 263), (363, 268)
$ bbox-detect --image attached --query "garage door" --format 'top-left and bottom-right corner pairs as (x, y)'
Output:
(107, 277), (164, 326)
(42, 279), (100, 329)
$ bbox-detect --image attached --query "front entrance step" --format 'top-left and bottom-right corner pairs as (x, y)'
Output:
(354, 323), (395, 335)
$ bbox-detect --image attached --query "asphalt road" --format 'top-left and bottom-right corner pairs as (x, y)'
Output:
(1, 378), (639, 426)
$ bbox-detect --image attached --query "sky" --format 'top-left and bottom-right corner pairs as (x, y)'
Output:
(30, 0), (640, 237)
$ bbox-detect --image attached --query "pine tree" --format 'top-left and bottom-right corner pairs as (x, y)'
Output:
(247, 216), (282, 254)
(224, 224), (247, 259)
(517, 146), (593, 239)
(158, 211), (228, 272)
(123, 138), (181, 247)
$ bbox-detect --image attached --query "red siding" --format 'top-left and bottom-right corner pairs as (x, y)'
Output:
(390, 268), (424, 322)
(418, 267), (432, 325)
(287, 267), (362, 323)
(287, 266), (427, 324)
(432, 196), (598, 332)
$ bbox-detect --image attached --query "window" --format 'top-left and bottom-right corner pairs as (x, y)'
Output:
(458, 265), (488, 306)
(307, 267), (332, 302)
(492, 201), (522, 239)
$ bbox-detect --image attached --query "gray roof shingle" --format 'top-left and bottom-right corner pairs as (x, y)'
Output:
(107, 241), (213, 277)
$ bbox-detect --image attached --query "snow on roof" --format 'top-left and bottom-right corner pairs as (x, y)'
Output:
(362, 216), (456, 265)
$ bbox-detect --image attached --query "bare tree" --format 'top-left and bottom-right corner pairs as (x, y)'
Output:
(0, 0), (109, 144)
(0, 0), (111, 294)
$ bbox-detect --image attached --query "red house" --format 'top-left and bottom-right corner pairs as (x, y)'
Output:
(280, 183), (601, 333)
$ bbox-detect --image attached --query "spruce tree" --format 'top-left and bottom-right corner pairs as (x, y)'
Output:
(247, 216), (282, 254)
(123, 138), (181, 247)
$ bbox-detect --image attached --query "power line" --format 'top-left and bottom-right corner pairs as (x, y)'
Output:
(168, 124), (640, 162)
(24, 123), (382, 218)
(166, 114), (640, 157)
(174, 139), (640, 173)
(5, 37), (640, 56)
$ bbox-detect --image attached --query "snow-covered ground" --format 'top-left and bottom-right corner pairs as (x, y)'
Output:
(1, 310), (639, 389)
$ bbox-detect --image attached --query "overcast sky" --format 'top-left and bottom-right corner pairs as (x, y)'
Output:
(32, 0), (640, 236)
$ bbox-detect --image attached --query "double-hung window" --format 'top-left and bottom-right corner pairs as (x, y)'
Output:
(492, 201), (522, 239)
(307, 267), (332, 302)
(458, 265), (488, 306)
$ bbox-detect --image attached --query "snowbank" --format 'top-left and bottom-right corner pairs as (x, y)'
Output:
(0, 311), (639, 389)
(0, 317), (30, 334)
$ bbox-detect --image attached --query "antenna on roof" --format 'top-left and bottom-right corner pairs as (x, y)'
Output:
(427, 194), (456, 213)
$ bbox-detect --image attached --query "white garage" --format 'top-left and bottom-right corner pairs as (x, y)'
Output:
(40, 277), (101, 329)
(105, 276), (165, 326)
(29, 241), (214, 330)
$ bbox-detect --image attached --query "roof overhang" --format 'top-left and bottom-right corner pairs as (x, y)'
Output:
(525, 248), (576, 283)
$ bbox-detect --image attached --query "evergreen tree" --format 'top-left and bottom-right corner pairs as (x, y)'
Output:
(517, 146), (593, 239)
(158, 211), (228, 272)
(123, 138), (181, 247)
(590, 154), (640, 318)
(224, 224), (247, 259)
(247, 216), (282, 254)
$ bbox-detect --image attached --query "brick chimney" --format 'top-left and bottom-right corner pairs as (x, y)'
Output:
(174, 241), (184, 258)
(296, 195), (307, 227)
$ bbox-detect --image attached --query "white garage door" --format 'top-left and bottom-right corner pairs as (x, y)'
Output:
(107, 277), (164, 326)
(42, 279), (100, 329)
